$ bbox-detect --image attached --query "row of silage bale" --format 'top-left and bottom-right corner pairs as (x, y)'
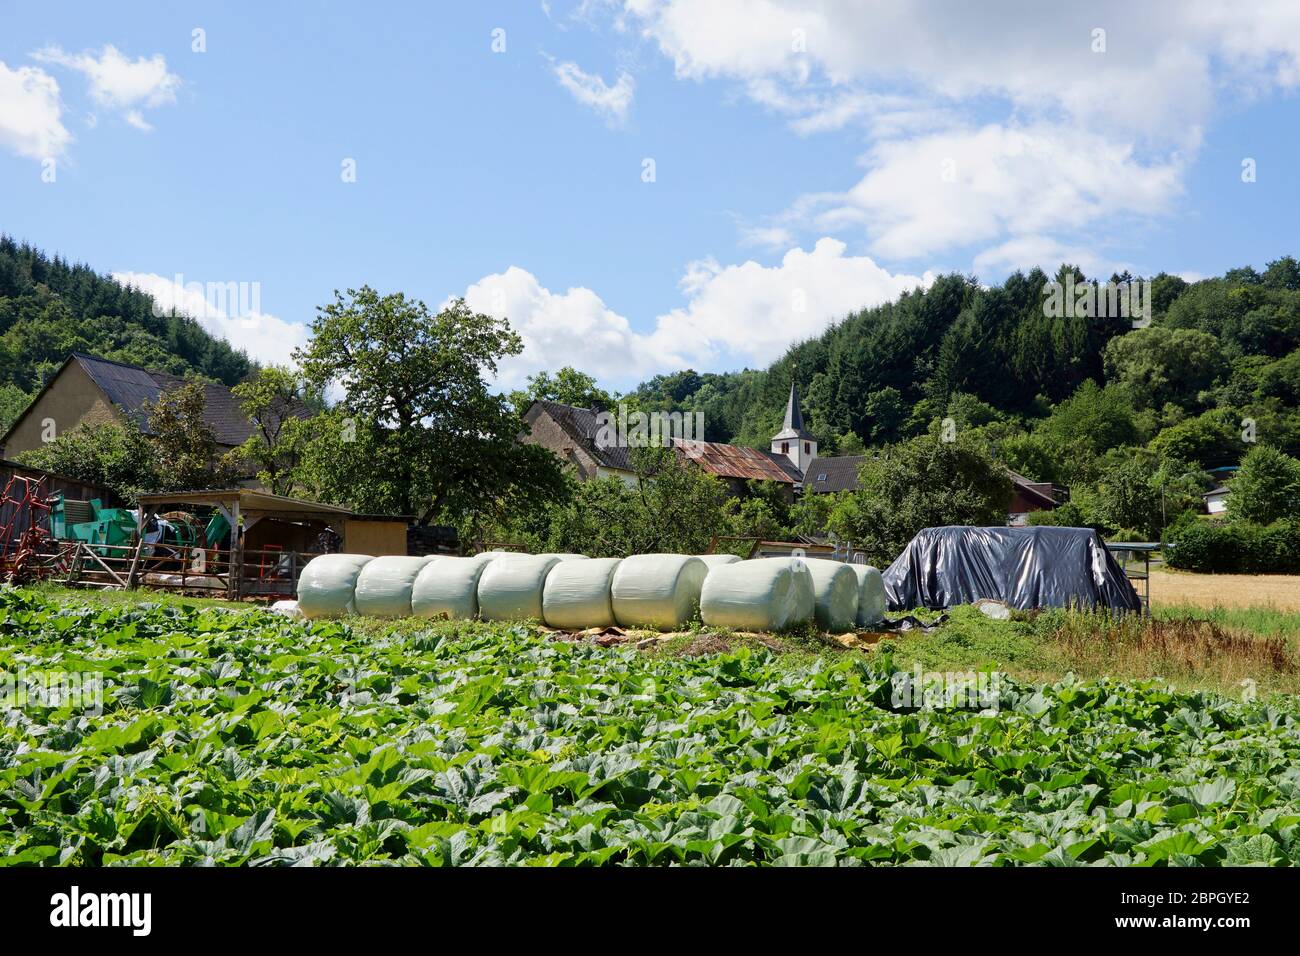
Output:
(299, 549), (887, 632)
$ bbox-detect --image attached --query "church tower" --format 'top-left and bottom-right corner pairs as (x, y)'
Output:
(771, 379), (817, 476)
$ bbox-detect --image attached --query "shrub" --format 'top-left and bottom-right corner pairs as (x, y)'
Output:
(1166, 519), (1300, 573)
(1228, 444), (1300, 524)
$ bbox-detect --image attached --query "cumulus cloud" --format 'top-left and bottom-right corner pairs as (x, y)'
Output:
(613, 1), (1300, 270)
(462, 266), (662, 390)
(549, 58), (635, 124)
(33, 45), (180, 130)
(462, 238), (932, 389)
(0, 61), (70, 159)
(800, 123), (1186, 261)
(112, 272), (310, 368)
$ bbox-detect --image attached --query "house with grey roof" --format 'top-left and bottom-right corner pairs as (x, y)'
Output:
(0, 353), (309, 470)
(523, 382), (823, 499)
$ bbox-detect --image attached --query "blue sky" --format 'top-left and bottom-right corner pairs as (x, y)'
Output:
(3, 1), (1299, 390)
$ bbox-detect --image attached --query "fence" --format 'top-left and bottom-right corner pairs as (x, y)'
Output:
(57, 539), (325, 600)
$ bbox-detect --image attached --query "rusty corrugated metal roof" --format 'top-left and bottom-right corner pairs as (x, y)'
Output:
(671, 438), (801, 483)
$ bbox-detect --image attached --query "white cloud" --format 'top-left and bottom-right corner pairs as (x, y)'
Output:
(971, 235), (1128, 280)
(623, 1), (1300, 139)
(648, 238), (933, 368)
(112, 272), (310, 368)
(738, 223), (795, 250)
(613, 1), (1300, 269)
(0, 61), (70, 159)
(549, 58), (635, 124)
(462, 266), (661, 390)
(801, 123), (1186, 261)
(462, 238), (932, 389)
(33, 45), (180, 130)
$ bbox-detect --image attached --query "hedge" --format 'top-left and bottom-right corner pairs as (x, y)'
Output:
(1165, 519), (1300, 573)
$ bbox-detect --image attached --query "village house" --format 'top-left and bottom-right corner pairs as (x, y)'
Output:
(522, 378), (1062, 524)
(0, 353), (310, 470)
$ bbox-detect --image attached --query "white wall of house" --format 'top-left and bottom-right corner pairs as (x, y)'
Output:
(1205, 492), (1229, 514)
(596, 466), (639, 487)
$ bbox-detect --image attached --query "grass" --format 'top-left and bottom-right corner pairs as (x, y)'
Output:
(26, 582), (248, 612)
(19, 583), (1300, 700)
(1149, 569), (1300, 611)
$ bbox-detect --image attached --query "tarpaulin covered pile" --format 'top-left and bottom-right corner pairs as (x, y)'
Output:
(883, 526), (1141, 612)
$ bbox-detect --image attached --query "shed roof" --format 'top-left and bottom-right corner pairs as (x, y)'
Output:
(135, 489), (355, 518)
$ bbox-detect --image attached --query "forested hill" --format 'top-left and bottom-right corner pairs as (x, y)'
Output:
(629, 259), (1300, 470)
(0, 236), (253, 425)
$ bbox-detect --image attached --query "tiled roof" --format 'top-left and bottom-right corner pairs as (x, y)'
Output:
(671, 438), (801, 483)
(530, 400), (801, 483)
(805, 455), (866, 493)
(73, 353), (308, 448)
(1006, 469), (1059, 508)
(531, 399), (635, 472)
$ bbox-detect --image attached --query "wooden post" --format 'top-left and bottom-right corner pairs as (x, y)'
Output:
(126, 536), (144, 589)
(229, 499), (242, 600)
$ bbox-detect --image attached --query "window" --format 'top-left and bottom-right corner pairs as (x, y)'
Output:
(804, 442), (810, 454)
(781, 442), (789, 454)
(817, 473), (826, 482)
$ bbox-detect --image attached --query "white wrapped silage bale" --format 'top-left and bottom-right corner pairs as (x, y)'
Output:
(537, 553), (589, 561)
(699, 557), (814, 631)
(610, 554), (708, 631)
(852, 565), (887, 626)
(411, 554), (496, 620)
(803, 559), (860, 632)
(695, 553), (742, 570)
(353, 555), (439, 617)
(476, 554), (561, 621)
(297, 553), (374, 619)
(542, 557), (622, 629)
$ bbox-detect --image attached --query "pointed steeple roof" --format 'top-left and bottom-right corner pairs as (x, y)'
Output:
(772, 378), (815, 442)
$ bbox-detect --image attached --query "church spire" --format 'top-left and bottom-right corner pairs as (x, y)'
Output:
(772, 374), (814, 442)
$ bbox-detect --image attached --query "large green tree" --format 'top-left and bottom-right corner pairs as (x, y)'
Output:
(144, 381), (240, 491)
(544, 447), (732, 557)
(509, 367), (613, 415)
(1102, 326), (1227, 410)
(294, 287), (564, 523)
(827, 433), (1013, 564)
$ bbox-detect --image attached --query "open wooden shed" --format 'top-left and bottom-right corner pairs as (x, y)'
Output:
(117, 489), (409, 599)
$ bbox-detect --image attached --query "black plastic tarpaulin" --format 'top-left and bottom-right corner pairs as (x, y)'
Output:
(882, 526), (1142, 612)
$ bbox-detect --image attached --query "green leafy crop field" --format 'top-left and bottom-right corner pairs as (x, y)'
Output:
(2, 589), (1299, 866)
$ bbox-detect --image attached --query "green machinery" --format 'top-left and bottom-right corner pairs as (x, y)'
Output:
(51, 498), (136, 555)
(51, 496), (232, 555)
